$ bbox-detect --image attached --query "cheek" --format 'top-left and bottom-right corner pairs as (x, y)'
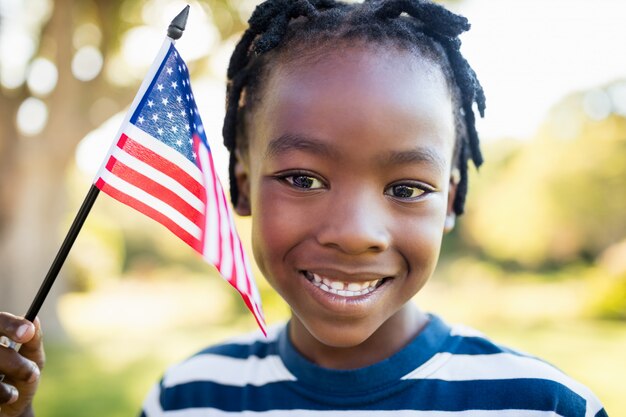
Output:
(250, 183), (304, 280)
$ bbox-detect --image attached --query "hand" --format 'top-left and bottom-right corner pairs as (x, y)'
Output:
(0, 313), (44, 417)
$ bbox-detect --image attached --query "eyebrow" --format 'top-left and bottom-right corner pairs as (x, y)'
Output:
(265, 134), (336, 159)
(379, 147), (447, 176)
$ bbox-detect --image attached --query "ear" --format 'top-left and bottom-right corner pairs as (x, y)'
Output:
(444, 170), (459, 234)
(233, 149), (252, 216)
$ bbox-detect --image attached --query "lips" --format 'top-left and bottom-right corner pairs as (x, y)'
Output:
(303, 270), (389, 298)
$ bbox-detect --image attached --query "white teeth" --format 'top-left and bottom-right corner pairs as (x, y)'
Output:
(305, 272), (386, 297)
(330, 281), (344, 290)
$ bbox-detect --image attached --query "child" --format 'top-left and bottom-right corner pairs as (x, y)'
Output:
(0, 0), (609, 416)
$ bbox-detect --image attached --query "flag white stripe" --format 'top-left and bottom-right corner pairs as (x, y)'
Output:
(158, 408), (564, 417)
(110, 146), (204, 212)
(217, 180), (233, 279)
(163, 354), (296, 388)
(197, 140), (220, 264)
(100, 170), (201, 239)
(124, 124), (203, 184)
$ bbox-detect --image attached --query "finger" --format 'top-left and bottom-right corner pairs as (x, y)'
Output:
(16, 318), (44, 370)
(0, 314), (35, 345)
(0, 382), (18, 405)
(0, 348), (40, 384)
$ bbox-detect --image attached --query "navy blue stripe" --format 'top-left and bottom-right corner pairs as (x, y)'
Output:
(595, 408), (609, 417)
(196, 339), (279, 359)
(160, 378), (587, 416)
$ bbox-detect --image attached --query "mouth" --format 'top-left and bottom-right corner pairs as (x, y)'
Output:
(302, 270), (390, 298)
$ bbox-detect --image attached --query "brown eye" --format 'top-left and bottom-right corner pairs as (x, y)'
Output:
(285, 175), (324, 190)
(384, 183), (431, 200)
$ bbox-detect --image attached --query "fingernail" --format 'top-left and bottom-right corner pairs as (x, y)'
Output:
(7, 386), (18, 404)
(28, 363), (40, 383)
(15, 324), (29, 339)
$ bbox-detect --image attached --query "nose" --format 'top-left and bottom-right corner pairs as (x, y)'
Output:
(316, 190), (391, 255)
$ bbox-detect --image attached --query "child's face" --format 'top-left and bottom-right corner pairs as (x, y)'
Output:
(236, 46), (456, 354)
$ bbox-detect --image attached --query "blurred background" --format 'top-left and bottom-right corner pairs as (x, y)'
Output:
(1, 0), (624, 415)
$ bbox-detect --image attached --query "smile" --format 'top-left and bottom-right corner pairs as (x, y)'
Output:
(303, 271), (388, 297)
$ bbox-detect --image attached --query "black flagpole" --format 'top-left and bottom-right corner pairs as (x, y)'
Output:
(23, 5), (190, 323)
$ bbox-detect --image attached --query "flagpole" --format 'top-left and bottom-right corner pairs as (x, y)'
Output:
(22, 5), (190, 323)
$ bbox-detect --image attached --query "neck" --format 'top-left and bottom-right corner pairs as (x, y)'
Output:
(288, 303), (429, 370)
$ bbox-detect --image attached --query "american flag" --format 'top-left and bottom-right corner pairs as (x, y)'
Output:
(95, 39), (266, 334)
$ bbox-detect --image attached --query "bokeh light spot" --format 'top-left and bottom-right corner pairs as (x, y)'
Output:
(16, 97), (48, 136)
(72, 46), (103, 82)
(27, 57), (58, 96)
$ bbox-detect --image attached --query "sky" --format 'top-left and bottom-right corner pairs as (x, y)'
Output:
(452, 0), (626, 139)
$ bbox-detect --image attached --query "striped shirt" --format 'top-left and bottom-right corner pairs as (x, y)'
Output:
(140, 315), (608, 417)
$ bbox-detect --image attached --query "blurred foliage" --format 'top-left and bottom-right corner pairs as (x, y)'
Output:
(463, 85), (626, 268)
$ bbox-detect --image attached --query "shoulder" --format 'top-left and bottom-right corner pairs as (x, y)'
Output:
(163, 323), (290, 388)
(410, 318), (607, 417)
(141, 323), (293, 415)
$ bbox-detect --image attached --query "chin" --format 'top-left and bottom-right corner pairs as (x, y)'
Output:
(301, 316), (381, 349)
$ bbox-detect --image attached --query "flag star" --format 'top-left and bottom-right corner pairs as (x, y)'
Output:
(182, 63), (187, 70)
(188, 138), (193, 144)
(182, 80), (186, 87)
(193, 123), (196, 129)
(192, 152), (197, 159)
(166, 66), (173, 75)
(176, 139), (183, 146)
(161, 97), (169, 106)
(176, 95), (182, 103)
(174, 51), (178, 57)
(180, 110), (186, 117)
(190, 93), (194, 100)
(171, 126), (178, 133)
(186, 78), (190, 86)
(185, 94), (189, 101)
(178, 65), (182, 72)
(167, 112), (173, 120)
(171, 81), (178, 89)
(147, 100), (154, 108)
(137, 116), (144, 124)
(189, 108), (194, 115)
(185, 124), (190, 131)
(157, 83), (164, 92)
(152, 114), (159, 121)
(157, 127), (164, 135)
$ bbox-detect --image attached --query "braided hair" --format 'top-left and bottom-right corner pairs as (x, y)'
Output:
(223, 0), (486, 215)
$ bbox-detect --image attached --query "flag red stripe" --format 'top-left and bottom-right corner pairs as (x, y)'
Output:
(118, 134), (204, 199)
(105, 156), (203, 227)
(96, 178), (201, 251)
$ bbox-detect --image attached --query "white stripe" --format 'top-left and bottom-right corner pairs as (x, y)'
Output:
(197, 140), (220, 264)
(404, 352), (601, 411)
(142, 383), (164, 416)
(159, 408), (564, 417)
(100, 170), (201, 239)
(124, 124), (203, 184)
(216, 180), (234, 279)
(110, 146), (204, 212)
(163, 354), (296, 388)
